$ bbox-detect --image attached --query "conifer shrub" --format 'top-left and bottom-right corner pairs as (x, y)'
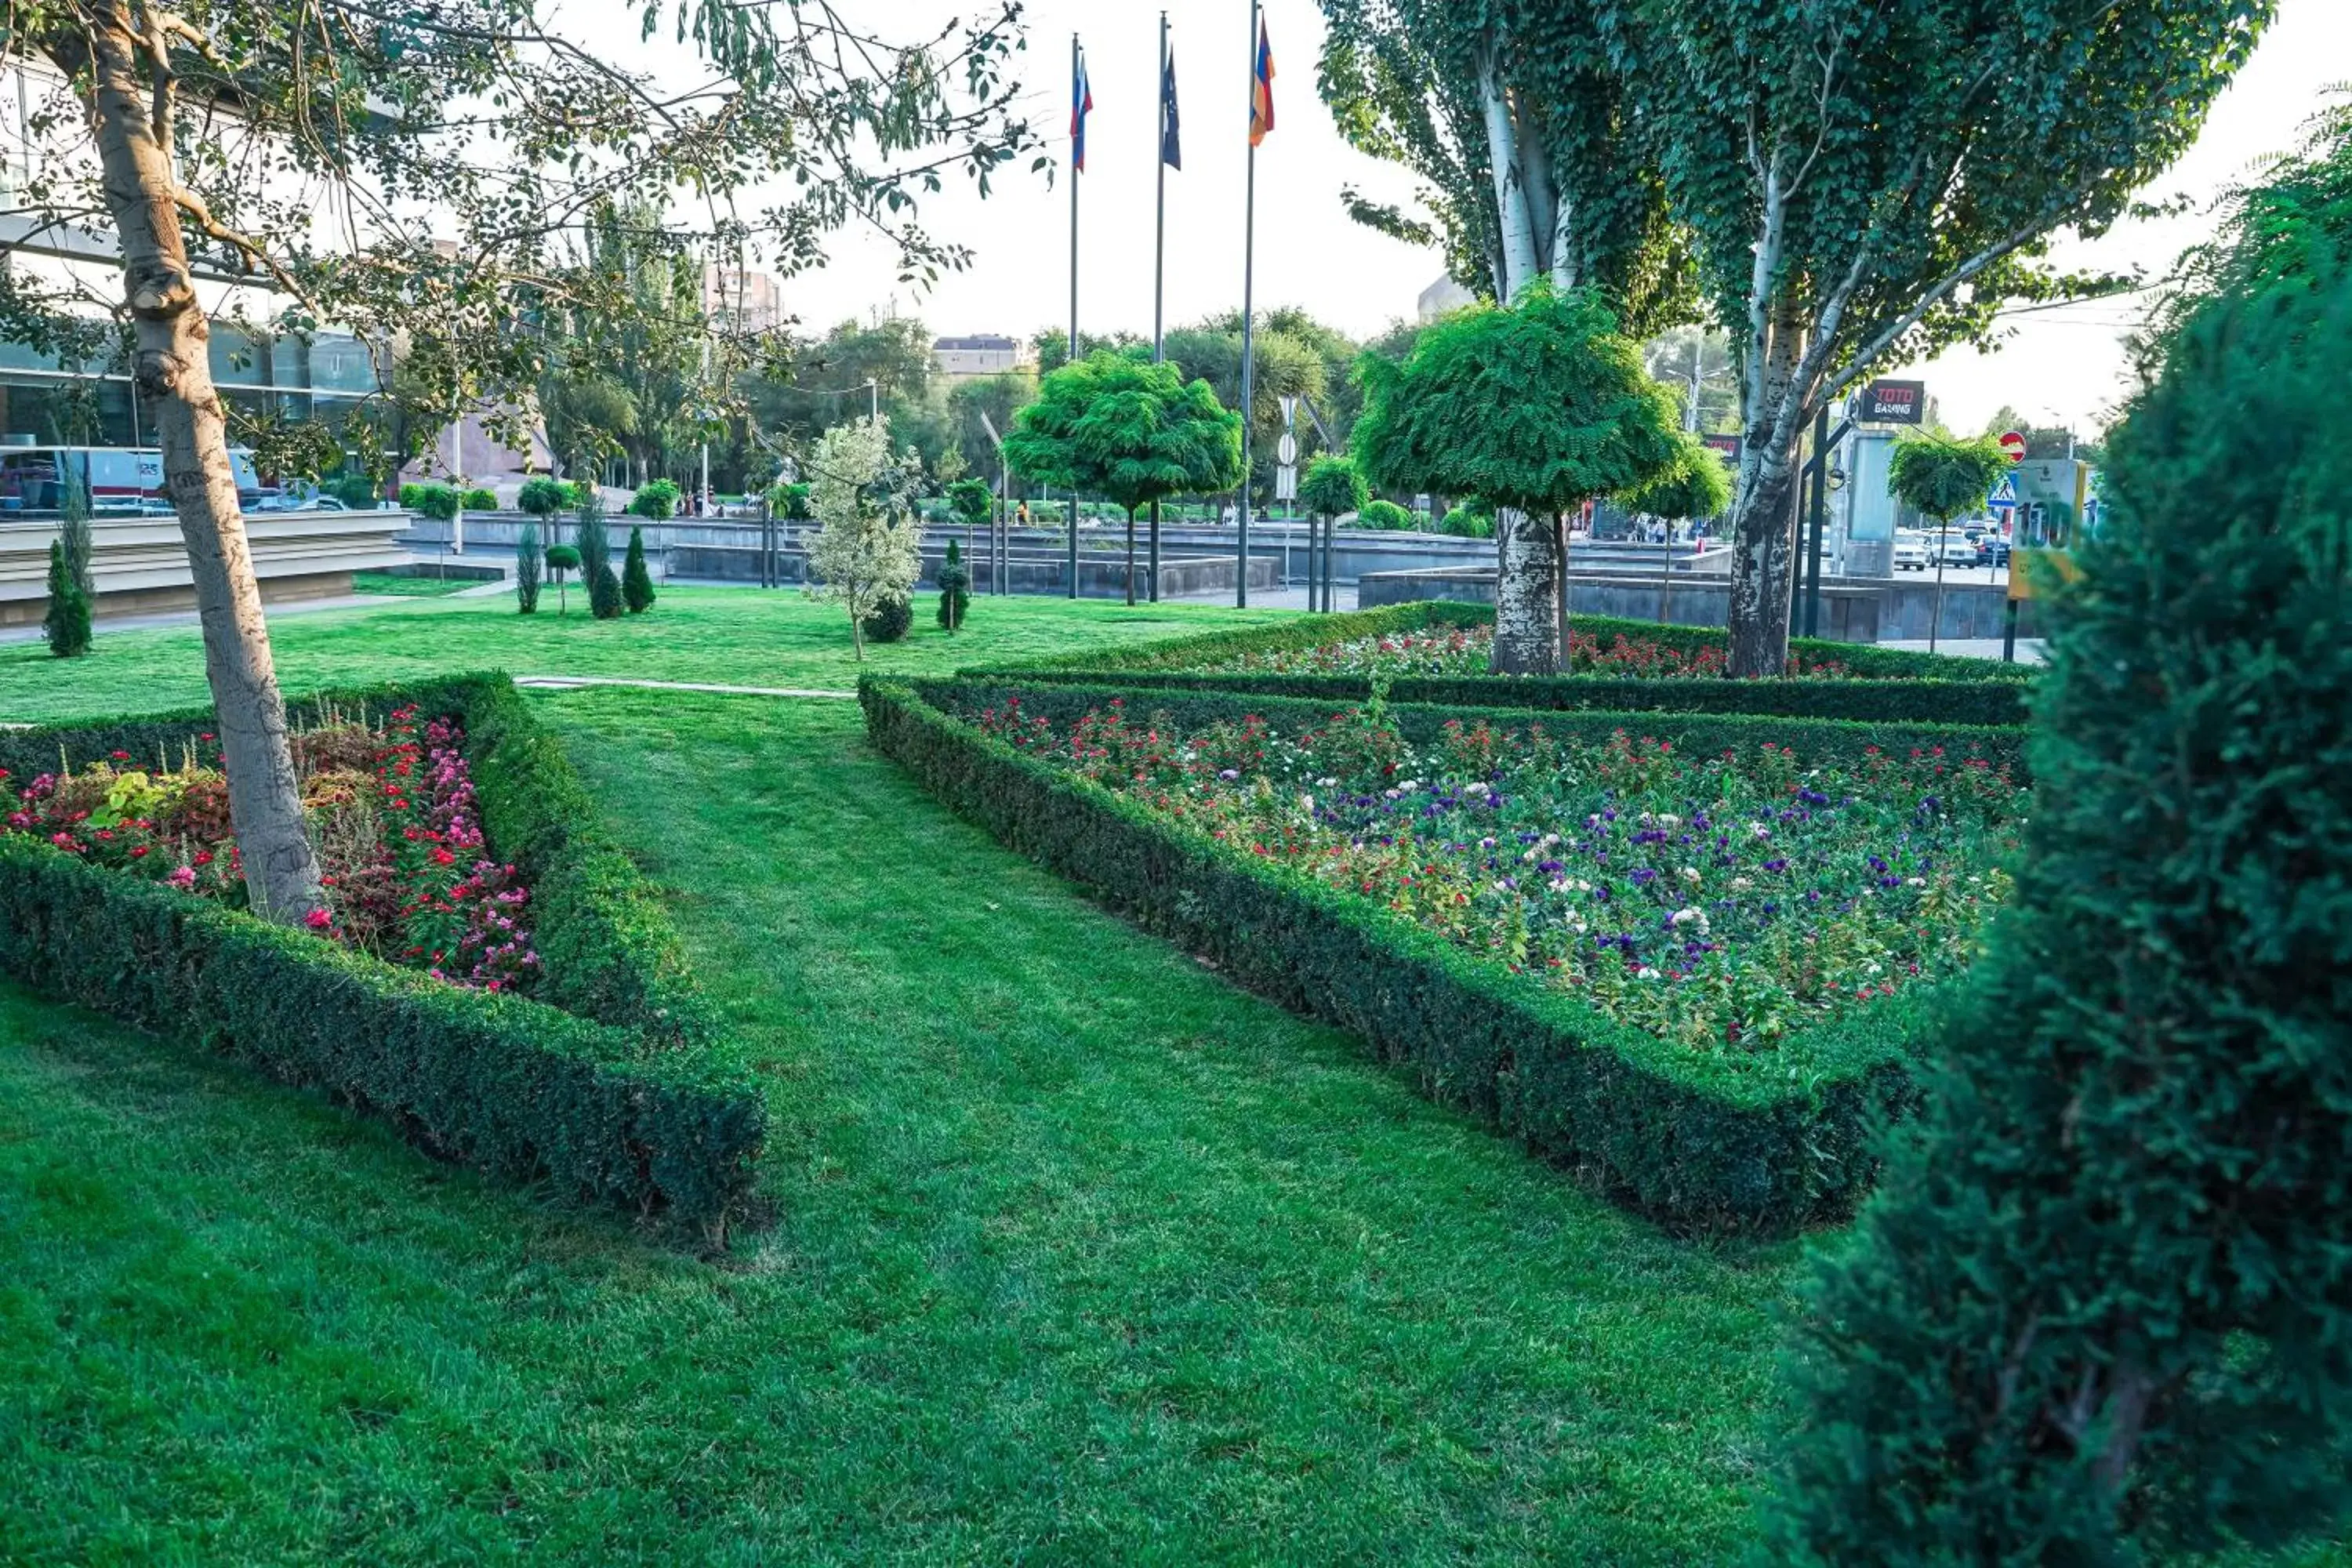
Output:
(515, 522), (543, 614)
(860, 594), (913, 644)
(1759, 218), (2352, 1562)
(579, 494), (624, 620)
(622, 526), (656, 613)
(42, 541), (91, 659)
(935, 538), (971, 630)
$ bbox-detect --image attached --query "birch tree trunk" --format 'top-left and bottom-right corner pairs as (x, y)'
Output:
(78, 6), (323, 920)
(1726, 297), (1811, 678)
(1492, 506), (1562, 674)
(1477, 42), (1540, 302)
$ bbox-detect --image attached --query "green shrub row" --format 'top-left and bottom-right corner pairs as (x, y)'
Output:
(973, 601), (2034, 685)
(0, 675), (763, 1232)
(864, 677), (1941, 1234)
(964, 666), (2028, 728)
(0, 838), (763, 1229)
(920, 677), (2034, 782)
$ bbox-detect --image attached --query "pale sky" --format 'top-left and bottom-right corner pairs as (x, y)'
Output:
(601, 0), (2352, 439)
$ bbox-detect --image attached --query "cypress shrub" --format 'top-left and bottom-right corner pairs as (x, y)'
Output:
(622, 526), (656, 613)
(42, 540), (91, 659)
(579, 493), (623, 620)
(1758, 235), (2352, 1558)
(935, 538), (971, 630)
(515, 522), (543, 613)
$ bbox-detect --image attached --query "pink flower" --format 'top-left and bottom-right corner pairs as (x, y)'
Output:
(304, 908), (334, 931)
(168, 866), (198, 891)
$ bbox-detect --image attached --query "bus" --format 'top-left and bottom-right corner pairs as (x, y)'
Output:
(0, 445), (266, 516)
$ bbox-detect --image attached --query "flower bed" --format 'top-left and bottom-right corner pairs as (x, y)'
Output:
(0, 677), (764, 1234)
(1203, 621), (1867, 682)
(975, 696), (2023, 1055)
(864, 675), (2016, 1232)
(2, 705), (539, 992)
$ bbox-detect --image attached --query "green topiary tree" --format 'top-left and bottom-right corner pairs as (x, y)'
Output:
(515, 523), (543, 614)
(461, 486), (499, 512)
(325, 470), (383, 510)
(859, 593), (913, 644)
(517, 476), (568, 520)
(401, 482), (463, 524)
(628, 477), (681, 520)
(544, 543), (582, 615)
(1298, 453), (1367, 524)
(622, 526), (655, 613)
(1887, 429), (2011, 653)
(946, 477), (993, 532)
(1351, 497), (1413, 532)
(1759, 194), (2352, 1565)
(935, 536), (971, 631)
(578, 493), (623, 619)
(1621, 430), (1733, 627)
(1003, 350), (1244, 608)
(1354, 282), (1684, 673)
(42, 540), (92, 659)
(1437, 501), (1494, 539)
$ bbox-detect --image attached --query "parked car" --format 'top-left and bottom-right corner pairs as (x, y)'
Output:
(1893, 531), (1930, 571)
(1976, 536), (2013, 568)
(1926, 531), (1977, 567)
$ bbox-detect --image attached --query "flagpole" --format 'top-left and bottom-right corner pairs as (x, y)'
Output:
(1149, 12), (1171, 604)
(1067, 31), (1082, 601)
(1236, 0), (1260, 611)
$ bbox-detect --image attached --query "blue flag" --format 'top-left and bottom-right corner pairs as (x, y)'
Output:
(1161, 53), (1181, 169)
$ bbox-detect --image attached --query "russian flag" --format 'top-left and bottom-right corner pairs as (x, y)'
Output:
(1072, 47), (1094, 173)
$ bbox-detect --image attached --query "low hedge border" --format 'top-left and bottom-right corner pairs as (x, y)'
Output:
(971, 601), (2038, 687)
(0, 675), (763, 1233)
(0, 673), (712, 1051)
(920, 677), (2034, 782)
(865, 676), (1948, 1235)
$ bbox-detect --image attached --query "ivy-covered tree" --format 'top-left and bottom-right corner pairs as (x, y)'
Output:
(1889, 430), (2009, 652)
(1760, 131), (2352, 1565)
(2, 1), (1036, 920)
(1316, 0), (1687, 332)
(1354, 283), (1682, 673)
(1001, 352), (1244, 608)
(1622, 0), (2270, 675)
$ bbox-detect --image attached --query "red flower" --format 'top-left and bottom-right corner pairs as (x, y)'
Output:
(304, 908), (334, 930)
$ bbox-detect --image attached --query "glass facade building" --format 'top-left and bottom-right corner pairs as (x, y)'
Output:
(0, 325), (385, 448)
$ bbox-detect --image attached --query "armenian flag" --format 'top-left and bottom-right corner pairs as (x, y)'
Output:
(1250, 20), (1274, 147)
(1072, 45), (1094, 172)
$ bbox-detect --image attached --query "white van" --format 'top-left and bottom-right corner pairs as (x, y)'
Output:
(0, 445), (265, 514)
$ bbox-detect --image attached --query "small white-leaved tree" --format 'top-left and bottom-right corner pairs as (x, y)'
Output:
(806, 417), (924, 660)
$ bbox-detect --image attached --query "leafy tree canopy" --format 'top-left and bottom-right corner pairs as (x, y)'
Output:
(1001, 352), (1244, 518)
(1889, 431), (2009, 525)
(1353, 283), (1682, 517)
(1621, 432), (1732, 521)
(1298, 455), (1370, 521)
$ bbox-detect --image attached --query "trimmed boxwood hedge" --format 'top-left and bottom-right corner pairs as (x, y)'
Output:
(0, 675), (764, 1233)
(965, 603), (2034, 727)
(974, 601), (2037, 684)
(865, 676), (1962, 1234)
(920, 677), (2034, 783)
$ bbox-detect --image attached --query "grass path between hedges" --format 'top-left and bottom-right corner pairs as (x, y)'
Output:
(0, 687), (1798, 1565)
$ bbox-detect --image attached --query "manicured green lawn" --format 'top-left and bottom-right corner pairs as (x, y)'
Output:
(351, 570), (476, 597)
(0, 688), (1792, 1563)
(0, 586), (1291, 725)
(0, 611), (2341, 1563)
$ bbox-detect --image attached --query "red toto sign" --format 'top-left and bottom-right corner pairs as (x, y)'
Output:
(1999, 430), (2028, 463)
(1860, 378), (1927, 425)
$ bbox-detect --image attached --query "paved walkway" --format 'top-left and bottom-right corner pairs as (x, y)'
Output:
(513, 675), (856, 699)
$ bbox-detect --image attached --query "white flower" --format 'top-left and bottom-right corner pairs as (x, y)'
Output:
(1751, 824), (1773, 839)
(1679, 866), (1702, 884)
(1464, 781), (1490, 798)
(1298, 794), (1316, 811)
(1636, 966), (1661, 980)
(1731, 877), (1753, 891)
(1540, 833), (1561, 848)
(1573, 879), (1593, 893)
(1905, 876), (1926, 887)
(1656, 814), (1682, 829)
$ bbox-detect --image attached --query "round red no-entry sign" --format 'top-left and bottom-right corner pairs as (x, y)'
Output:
(1999, 430), (2028, 463)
